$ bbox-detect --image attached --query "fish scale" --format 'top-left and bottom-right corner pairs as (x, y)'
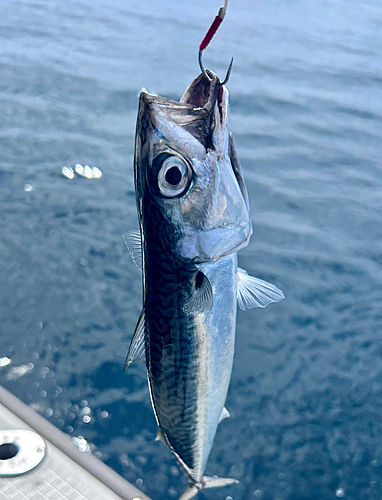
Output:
(143, 221), (201, 456)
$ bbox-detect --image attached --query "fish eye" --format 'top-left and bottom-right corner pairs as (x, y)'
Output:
(157, 156), (191, 197)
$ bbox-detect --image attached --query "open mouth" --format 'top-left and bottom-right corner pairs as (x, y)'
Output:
(179, 72), (227, 149)
(181, 72), (224, 116)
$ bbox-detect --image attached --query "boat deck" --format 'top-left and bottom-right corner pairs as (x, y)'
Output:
(0, 385), (152, 500)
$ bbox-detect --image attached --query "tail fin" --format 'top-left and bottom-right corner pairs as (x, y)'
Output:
(178, 484), (199, 500)
(178, 476), (239, 500)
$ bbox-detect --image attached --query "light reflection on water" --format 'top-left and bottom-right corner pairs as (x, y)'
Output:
(0, 0), (382, 499)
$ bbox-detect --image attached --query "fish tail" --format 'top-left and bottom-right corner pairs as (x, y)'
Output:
(178, 476), (239, 500)
(178, 484), (199, 500)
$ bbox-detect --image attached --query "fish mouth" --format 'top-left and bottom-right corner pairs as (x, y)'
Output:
(180, 72), (221, 111)
(135, 74), (252, 264)
(179, 72), (227, 149)
(136, 72), (227, 154)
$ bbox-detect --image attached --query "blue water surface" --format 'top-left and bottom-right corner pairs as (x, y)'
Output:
(0, 0), (382, 499)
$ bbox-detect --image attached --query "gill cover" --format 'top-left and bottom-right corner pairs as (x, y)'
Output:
(134, 73), (252, 264)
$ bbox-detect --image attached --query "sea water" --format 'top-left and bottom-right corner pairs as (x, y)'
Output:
(0, 0), (381, 498)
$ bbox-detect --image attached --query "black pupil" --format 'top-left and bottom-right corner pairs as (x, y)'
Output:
(165, 166), (182, 186)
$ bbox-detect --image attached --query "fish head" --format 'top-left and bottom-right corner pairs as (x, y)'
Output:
(134, 73), (252, 264)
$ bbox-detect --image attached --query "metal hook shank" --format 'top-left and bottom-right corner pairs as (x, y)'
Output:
(199, 49), (213, 82)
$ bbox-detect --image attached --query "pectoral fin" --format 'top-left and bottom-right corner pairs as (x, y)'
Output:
(237, 268), (285, 310)
(183, 271), (213, 315)
(125, 308), (146, 369)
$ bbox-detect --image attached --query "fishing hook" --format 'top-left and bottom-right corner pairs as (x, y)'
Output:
(220, 56), (234, 85)
(198, 0), (233, 85)
(198, 50), (233, 85)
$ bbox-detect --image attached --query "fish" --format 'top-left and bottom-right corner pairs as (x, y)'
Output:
(125, 72), (285, 499)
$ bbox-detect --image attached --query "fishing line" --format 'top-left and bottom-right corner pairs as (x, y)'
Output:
(199, 0), (229, 51)
(198, 0), (233, 84)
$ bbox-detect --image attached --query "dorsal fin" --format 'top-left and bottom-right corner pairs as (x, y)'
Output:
(125, 308), (146, 369)
(122, 230), (143, 271)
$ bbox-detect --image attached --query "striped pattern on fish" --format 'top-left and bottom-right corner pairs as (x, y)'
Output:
(125, 72), (285, 499)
